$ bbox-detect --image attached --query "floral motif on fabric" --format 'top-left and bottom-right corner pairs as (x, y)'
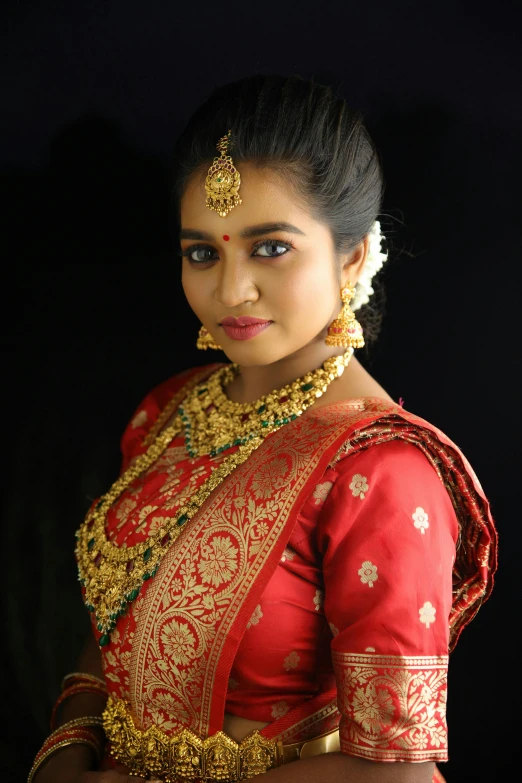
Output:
(251, 457), (289, 500)
(313, 589), (324, 612)
(349, 473), (369, 499)
(271, 700), (290, 719)
(246, 604), (264, 629)
(412, 507), (430, 534)
(329, 622), (339, 637)
(161, 619), (198, 666)
(419, 601), (436, 628)
(101, 624), (132, 701)
(358, 560), (378, 588)
(283, 651), (300, 671)
(332, 652), (448, 761)
(197, 536), (239, 587)
(312, 481), (333, 506)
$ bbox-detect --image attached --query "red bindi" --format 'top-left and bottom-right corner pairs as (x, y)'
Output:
(223, 234), (230, 241)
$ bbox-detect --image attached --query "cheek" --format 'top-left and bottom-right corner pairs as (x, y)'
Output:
(277, 260), (336, 318)
(181, 265), (209, 315)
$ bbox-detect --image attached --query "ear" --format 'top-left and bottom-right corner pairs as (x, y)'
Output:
(339, 236), (370, 288)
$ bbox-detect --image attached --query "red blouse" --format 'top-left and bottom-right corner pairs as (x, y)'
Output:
(88, 364), (493, 768)
(226, 439), (457, 755)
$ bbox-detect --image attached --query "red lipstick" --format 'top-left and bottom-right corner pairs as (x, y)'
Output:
(220, 316), (272, 341)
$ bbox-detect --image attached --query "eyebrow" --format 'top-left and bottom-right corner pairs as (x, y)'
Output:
(179, 222), (306, 241)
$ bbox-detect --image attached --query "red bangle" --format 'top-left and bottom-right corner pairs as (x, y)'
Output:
(50, 683), (108, 730)
(35, 727), (102, 763)
(61, 672), (107, 691)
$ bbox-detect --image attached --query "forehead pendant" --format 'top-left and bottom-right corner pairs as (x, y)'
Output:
(205, 130), (242, 218)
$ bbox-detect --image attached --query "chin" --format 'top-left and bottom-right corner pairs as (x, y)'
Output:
(222, 344), (286, 367)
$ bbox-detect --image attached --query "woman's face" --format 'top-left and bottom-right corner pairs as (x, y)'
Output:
(180, 162), (365, 367)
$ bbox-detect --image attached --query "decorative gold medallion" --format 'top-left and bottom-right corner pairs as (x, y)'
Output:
(103, 695), (276, 781)
(205, 130), (242, 217)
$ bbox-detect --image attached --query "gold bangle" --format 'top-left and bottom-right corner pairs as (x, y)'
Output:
(61, 672), (107, 691)
(36, 727), (103, 764)
(51, 683), (108, 729)
(55, 716), (105, 732)
(27, 739), (99, 783)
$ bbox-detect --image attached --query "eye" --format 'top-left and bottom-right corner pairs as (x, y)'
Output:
(253, 240), (293, 258)
(180, 245), (218, 264)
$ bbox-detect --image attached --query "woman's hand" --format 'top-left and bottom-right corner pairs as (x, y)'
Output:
(31, 746), (162, 783)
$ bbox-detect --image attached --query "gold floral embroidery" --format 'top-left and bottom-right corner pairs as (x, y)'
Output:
(419, 601), (436, 628)
(312, 481), (333, 505)
(251, 457), (289, 499)
(150, 690), (191, 730)
(197, 536), (239, 587)
(358, 560), (378, 588)
(313, 589), (324, 612)
(365, 647), (376, 652)
(271, 701), (290, 719)
(349, 473), (369, 499)
(353, 683), (394, 735)
(246, 604), (263, 629)
(115, 497), (137, 521)
(131, 410), (148, 429)
(160, 619), (197, 666)
(332, 652), (448, 761)
(329, 622), (339, 637)
(412, 506), (429, 534)
(283, 651), (300, 671)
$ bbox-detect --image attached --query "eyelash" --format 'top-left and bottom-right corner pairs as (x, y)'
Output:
(178, 238), (295, 265)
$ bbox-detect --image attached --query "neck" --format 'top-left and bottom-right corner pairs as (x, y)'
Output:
(224, 342), (348, 403)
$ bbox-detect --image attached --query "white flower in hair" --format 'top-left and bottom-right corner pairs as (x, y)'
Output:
(351, 220), (388, 312)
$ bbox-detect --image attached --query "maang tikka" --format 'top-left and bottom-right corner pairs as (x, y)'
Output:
(205, 130), (242, 218)
(325, 281), (365, 349)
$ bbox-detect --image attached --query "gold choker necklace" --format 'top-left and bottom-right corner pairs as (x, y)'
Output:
(181, 349), (353, 457)
(76, 349), (353, 646)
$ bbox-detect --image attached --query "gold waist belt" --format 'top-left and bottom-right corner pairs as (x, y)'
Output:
(103, 695), (340, 781)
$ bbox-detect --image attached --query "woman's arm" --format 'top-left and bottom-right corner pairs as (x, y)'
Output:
(259, 753), (435, 782)
(32, 633), (109, 783)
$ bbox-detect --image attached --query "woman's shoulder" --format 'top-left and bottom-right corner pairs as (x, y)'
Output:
(120, 362), (223, 458)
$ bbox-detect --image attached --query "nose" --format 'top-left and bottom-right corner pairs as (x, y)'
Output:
(214, 256), (258, 308)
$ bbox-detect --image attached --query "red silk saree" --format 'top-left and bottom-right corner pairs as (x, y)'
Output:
(84, 363), (496, 777)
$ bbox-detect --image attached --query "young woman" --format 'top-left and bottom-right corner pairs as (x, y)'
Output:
(30, 74), (497, 783)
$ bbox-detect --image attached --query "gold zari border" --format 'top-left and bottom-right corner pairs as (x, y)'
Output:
(103, 695), (279, 781)
(332, 652), (449, 762)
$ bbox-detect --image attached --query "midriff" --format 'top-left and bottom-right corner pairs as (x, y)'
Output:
(223, 712), (269, 742)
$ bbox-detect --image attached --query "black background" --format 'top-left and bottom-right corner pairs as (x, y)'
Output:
(2, 1), (520, 779)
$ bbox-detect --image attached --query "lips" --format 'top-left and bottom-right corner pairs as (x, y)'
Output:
(220, 316), (271, 326)
(219, 315), (273, 342)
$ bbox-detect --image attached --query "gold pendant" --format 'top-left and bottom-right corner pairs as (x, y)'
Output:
(205, 130), (242, 217)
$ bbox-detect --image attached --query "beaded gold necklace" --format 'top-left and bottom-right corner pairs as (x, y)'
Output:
(76, 349), (353, 646)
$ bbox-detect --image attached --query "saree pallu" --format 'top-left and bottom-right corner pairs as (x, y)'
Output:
(84, 364), (496, 779)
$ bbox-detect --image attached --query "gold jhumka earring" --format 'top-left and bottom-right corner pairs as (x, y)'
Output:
(205, 130), (242, 217)
(197, 325), (223, 351)
(325, 282), (365, 349)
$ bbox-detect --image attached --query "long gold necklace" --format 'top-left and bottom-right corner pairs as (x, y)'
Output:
(76, 349), (353, 646)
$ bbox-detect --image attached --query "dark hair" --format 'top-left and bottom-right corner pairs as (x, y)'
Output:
(171, 74), (386, 346)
